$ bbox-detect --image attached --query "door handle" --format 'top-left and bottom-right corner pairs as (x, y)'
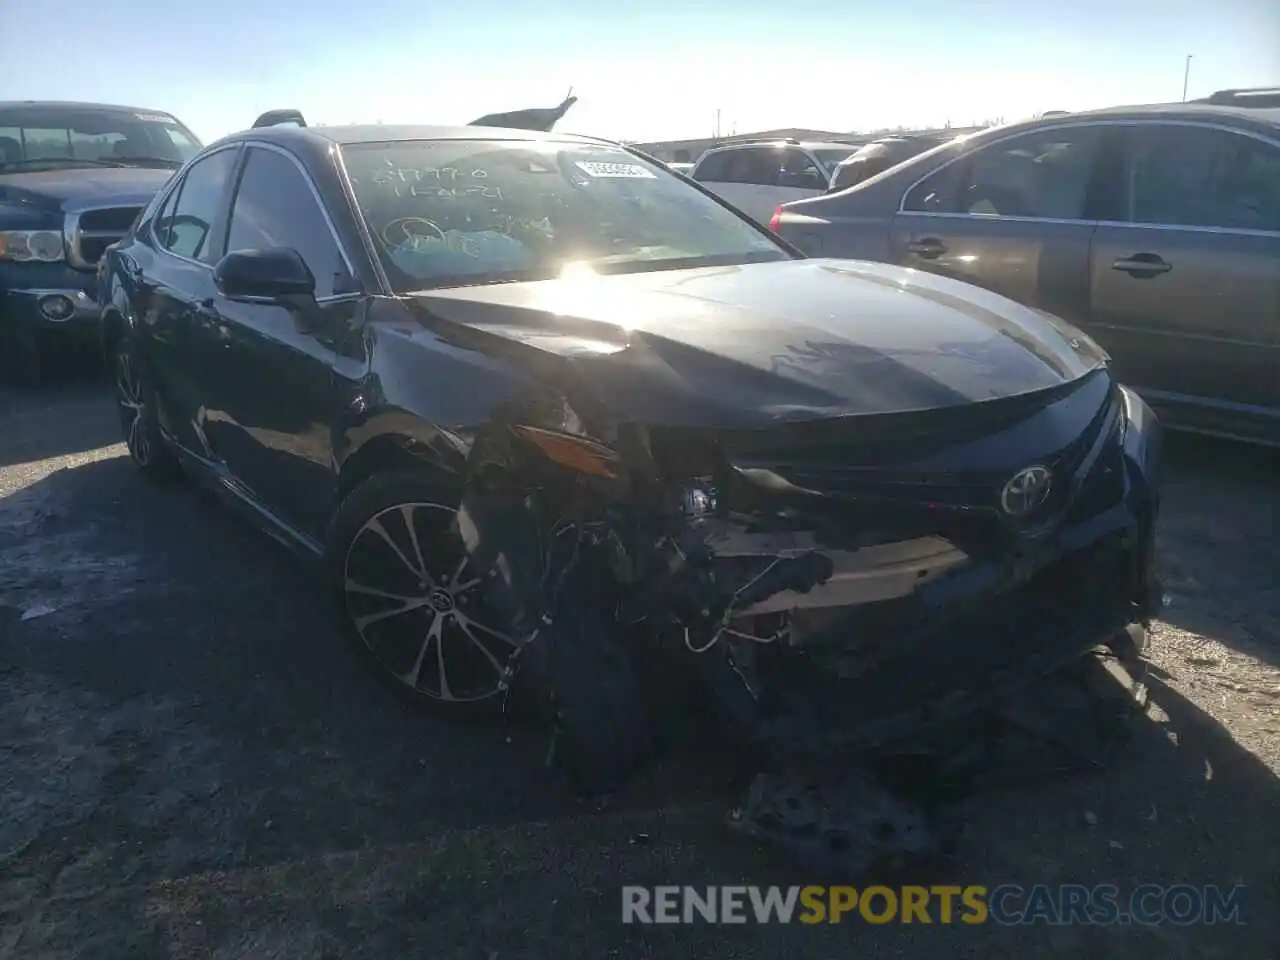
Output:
(1111, 254), (1171, 277)
(906, 238), (946, 259)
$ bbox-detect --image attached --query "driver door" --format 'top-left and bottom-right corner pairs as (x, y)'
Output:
(199, 144), (359, 539)
(144, 145), (241, 458)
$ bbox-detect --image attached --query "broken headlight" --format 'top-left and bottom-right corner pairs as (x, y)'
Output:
(678, 480), (718, 518)
(511, 424), (622, 479)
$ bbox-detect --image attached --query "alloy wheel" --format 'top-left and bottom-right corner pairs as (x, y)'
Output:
(114, 348), (151, 466)
(342, 501), (522, 703)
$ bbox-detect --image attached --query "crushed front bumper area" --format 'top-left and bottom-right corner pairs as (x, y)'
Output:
(463, 379), (1163, 872)
(1, 264), (103, 383)
(744, 529), (1154, 760)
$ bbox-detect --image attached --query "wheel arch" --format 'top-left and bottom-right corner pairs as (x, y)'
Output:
(100, 305), (128, 360)
(334, 420), (471, 508)
(98, 262), (140, 362)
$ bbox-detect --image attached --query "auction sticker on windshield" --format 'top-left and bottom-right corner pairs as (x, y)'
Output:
(574, 160), (656, 179)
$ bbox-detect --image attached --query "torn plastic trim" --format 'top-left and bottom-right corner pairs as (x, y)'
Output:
(700, 522), (968, 616)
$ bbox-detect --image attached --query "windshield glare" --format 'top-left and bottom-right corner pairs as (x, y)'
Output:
(342, 139), (789, 291)
(0, 108), (202, 169)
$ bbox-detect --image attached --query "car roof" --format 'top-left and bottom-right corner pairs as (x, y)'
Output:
(704, 140), (855, 152)
(0, 100), (180, 116)
(1071, 101), (1280, 124)
(216, 124), (614, 149)
(963, 101), (1280, 143)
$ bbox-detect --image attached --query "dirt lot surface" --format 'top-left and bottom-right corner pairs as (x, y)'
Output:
(2, 377), (1278, 959)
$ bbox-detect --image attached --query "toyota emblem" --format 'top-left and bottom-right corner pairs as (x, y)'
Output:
(1000, 465), (1053, 517)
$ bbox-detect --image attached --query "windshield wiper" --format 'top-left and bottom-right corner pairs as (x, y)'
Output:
(110, 155), (183, 169)
(0, 157), (129, 170)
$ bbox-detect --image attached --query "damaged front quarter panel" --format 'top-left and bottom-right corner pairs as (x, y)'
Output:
(361, 293), (1161, 876)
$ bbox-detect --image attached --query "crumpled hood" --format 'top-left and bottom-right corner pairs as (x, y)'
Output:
(0, 167), (174, 211)
(411, 258), (1109, 427)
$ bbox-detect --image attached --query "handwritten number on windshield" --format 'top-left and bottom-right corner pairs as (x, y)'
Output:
(373, 165), (490, 186)
(380, 183), (503, 200)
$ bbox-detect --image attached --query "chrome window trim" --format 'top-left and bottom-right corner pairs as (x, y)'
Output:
(149, 143), (243, 272)
(222, 291), (359, 306)
(1093, 218), (1279, 239)
(894, 210), (1280, 239)
(895, 211), (1099, 228)
(331, 142), (392, 295)
(895, 117), (1280, 234)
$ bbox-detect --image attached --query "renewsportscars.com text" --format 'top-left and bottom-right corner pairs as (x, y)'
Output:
(621, 884), (1248, 925)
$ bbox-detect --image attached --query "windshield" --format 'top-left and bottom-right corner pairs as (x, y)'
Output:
(342, 139), (790, 291)
(0, 106), (202, 172)
(812, 147), (858, 174)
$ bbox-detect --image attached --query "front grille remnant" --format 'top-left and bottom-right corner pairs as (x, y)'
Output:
(65, 206), (143, 269)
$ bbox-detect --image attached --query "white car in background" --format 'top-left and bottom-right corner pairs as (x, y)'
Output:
(689, 138), (858, 224)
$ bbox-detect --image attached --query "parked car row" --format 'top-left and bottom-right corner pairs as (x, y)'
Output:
(773, 90), (1280, 447)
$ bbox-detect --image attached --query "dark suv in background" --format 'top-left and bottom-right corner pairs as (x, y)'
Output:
(774, 88), (1280, 446)
(0, 101), (202, 384)
(825, 135), (950, 193)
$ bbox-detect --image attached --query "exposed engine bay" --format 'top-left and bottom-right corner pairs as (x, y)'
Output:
(446, 377), (1164, 872)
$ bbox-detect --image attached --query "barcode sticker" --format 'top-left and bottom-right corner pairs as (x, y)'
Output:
(574, 161), (656, 179)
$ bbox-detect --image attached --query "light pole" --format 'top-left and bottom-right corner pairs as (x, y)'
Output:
(1182, 55), (1193, 102)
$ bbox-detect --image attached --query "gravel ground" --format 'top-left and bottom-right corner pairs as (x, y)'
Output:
(1, 377), (1277, 960)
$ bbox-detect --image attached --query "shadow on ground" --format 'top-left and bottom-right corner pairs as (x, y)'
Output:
(1, 446), (1277, 958)
(0, 367), (117, 468)
(1156, 433), (1279, 669)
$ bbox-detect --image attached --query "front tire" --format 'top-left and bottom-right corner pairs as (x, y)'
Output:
(328, 471), (524, 718)
(111, 334), (180, 481)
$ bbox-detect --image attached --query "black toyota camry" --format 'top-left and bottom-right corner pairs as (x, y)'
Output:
(99, 116), (1163, 804)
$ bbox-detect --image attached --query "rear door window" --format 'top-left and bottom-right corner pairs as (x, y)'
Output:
(151, 181), (181, 248)
(1124, 124), (1280, 232)
(778, 148), (827, 189)
(162, 147), (238, 263)
(692, 150), (732, 182)
(722, 147), (781, 186)
(903, 126), (1102, 220)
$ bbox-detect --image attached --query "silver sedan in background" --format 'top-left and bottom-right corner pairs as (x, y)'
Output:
(772, 92), (1280, 446)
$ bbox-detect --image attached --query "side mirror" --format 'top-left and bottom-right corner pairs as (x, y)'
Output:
(214, 247), (323, 331)
(214, 247), (316, 302)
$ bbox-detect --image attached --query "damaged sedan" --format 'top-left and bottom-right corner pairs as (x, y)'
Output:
(99, 118), (1163, 864)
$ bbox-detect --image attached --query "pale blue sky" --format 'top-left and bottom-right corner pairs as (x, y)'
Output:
(2, 0), (1277, 144)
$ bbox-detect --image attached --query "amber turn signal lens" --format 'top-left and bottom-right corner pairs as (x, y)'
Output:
(512, 425), (621, 479)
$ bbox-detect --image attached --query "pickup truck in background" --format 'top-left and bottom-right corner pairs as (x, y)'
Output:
(0, 101), (202, 385)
